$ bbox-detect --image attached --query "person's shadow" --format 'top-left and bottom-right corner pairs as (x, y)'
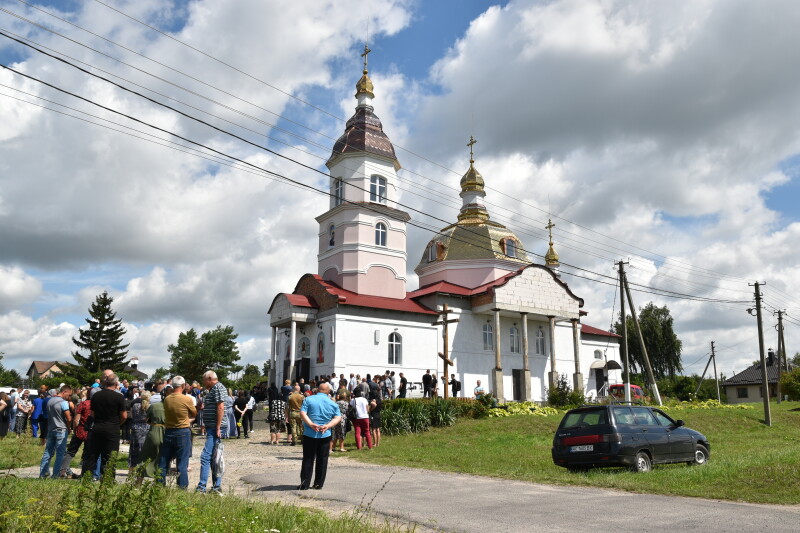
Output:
(254, 484), (300, 491)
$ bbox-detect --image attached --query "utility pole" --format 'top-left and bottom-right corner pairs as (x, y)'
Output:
(751, 282), (771, 426)
(433, 304), (459, 399)
(775, 310), (785, 403)
(618, 261), (631, 402)
(711, 341), (720, 402)
(622, 271), (662, 405)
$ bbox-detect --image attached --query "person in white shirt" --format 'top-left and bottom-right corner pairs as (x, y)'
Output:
(348, 389), (373, 449)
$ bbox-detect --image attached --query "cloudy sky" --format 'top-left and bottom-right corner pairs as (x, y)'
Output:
(1, 0), (799, 379)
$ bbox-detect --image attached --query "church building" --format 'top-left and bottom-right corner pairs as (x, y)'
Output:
(268, 52), (621, 402)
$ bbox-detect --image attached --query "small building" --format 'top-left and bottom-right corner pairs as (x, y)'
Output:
(722, 354), (781, 404)
(26, 360), (71, 380)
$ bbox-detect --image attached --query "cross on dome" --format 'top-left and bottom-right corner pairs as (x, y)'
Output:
(467, 135), (477, 162)
(361, 44), (372, 71)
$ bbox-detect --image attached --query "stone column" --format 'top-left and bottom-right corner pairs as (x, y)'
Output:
(289, 320), (297, 383)
(521, 312), (531, 401)
(548, 316), (558, 390)
(492, 309), (504, 402)
(571, 319), (584, 393)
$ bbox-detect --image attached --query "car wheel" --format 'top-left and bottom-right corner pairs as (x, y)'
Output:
(689, 444), (709, 466)
(631, 451), (651, 473)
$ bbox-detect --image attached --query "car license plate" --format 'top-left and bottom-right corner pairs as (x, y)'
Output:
(570, 445), (593, 452)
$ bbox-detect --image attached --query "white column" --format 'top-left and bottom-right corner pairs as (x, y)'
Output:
(572, 319), (584, 393)
(548, 316), (557, 390)
(521, 312), (531, 401)
(289, 320), (297, 382)
(270, 326), (277, 384)
(492, 309), (504, 402)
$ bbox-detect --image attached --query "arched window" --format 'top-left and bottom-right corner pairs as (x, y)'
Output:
(427, 241), (437, 262)
(388, 332), (402, 364)
(535, 329), (545, 355)
(316, 332), (325, 364)
(333, 178), (343, 206)
(594, 349), (603, 360)
(482, 324), (494, 351)
(328, 224), (335, 247)
(370, 175), (387, 204)
(375, 222), (387, 246)
(510, 327), (520, 353)
(503, 238), (517, 258)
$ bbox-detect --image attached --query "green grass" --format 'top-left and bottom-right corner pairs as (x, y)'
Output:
(355, 401), (800, 504)
(0, 434), (128, 470)
(0, 475), (412, 533)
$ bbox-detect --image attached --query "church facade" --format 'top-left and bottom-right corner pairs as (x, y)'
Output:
(268, 54), (621, 402)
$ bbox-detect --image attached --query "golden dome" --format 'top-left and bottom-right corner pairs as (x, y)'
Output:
(355, 69), (374, 98)
(545, 243), (559, 265)
(460, 161), (485, 192)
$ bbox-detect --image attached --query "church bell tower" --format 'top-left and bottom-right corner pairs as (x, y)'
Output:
(315, 46), (410, 299)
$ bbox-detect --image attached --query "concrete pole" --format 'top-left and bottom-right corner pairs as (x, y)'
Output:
(571, 319), (583, 393)
(548, 316), (558, 391)
(492, 309), (504, 402)
(289, 320), (297, 383)
(623, 272), (661, 406)
(753, 282), (771, 426)
(711, 341), (720, 403)
(618, 261), (631, 402)
(521, 312), (531, 401)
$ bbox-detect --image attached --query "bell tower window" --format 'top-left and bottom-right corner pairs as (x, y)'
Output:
(427, 241), (436, 262)
(333, 178), (343, 206)
(328, 224), (335, 248)
(503, 238), (517, 258)
(370, 175), (387, 204)
(375, 222), (387, 247)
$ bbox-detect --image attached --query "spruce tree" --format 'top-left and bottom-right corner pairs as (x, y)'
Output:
(72, 291), (130, 372)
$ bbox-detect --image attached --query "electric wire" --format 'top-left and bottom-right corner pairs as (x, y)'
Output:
(4, 1), (761, 287)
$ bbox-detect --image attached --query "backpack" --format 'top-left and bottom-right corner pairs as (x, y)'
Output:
(455, 380), (462, 392)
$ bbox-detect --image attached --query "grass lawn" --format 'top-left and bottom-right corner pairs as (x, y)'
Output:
(0, 476), (411, 533)
(0, 434), (128, 470)
(355, 401), (800, 504)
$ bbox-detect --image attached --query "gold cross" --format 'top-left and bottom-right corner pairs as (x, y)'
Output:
(546, 218), (555, 241)
(467, 135), (477, 160)
(361, 44), (372, 70)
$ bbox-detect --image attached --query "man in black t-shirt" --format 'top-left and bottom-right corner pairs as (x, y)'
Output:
(398, 373), (408, 398)
(422, 370), (433, 398)
(81, 374), (127, 478)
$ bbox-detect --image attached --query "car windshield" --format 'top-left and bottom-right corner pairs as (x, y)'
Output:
(561, 409), (608, 428)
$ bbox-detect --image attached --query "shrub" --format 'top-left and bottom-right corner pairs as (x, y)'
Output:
(429, 398), (458, 427)
(546, 374), (585, 408)
(381, 408), (411, 436)
(488, 402), (560, 417)
(779, 367), (800, 401)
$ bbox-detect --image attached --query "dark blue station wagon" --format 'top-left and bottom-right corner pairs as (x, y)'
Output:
(551, 405), (710, 472)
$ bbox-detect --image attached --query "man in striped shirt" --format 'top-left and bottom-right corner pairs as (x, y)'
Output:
(196, 370), (227, 494)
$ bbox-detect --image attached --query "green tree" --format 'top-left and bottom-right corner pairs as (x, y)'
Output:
(168, 325), (242, 382)
(791, 352), (800, 367)
(262, 361), (271, 377)
(779, 367), (800, 400)
(614, 302), (683, 382)
(72, 291), (130, 372)
(0, 353), (22, 386)
(151, 367), (170, 381)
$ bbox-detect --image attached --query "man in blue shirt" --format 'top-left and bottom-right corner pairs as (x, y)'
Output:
(298, 382), (341, 490)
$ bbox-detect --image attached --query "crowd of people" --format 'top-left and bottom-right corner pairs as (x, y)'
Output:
(0, 367), (479, 492)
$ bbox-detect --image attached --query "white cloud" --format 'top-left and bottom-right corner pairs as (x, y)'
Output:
(0, 266), (42, 312)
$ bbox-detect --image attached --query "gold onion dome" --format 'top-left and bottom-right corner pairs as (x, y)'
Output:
(460, 160), (485, 192)
(355, 69), (374, 98)
(545, 218), (560, 266)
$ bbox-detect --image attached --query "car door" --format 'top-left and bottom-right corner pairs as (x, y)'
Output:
(631, 407), (670, 462)
(652, 409), (693, 461)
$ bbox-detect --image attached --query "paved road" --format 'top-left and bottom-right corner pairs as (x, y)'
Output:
(242, 453), (800, 533)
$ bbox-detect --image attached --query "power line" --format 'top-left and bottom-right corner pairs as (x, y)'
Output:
(3, 1), (761, 287)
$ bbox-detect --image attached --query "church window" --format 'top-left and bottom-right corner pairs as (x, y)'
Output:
(388, 332), (402, 365)
(594, 349), (603, 360)
(375, 222), (387, 246)
(427, 241), (436, 262)
(333, 178), (343, 206)
(482, 324), (494, 351)
(370, 175), (387, 204)
(503, 238), (517, 258)
(510, 327), (520, 353)
(535, 329), (545, 355)
(328, 224), (335, 247)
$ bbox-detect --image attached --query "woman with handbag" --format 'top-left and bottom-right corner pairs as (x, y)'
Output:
(348, 388), (372, 450)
